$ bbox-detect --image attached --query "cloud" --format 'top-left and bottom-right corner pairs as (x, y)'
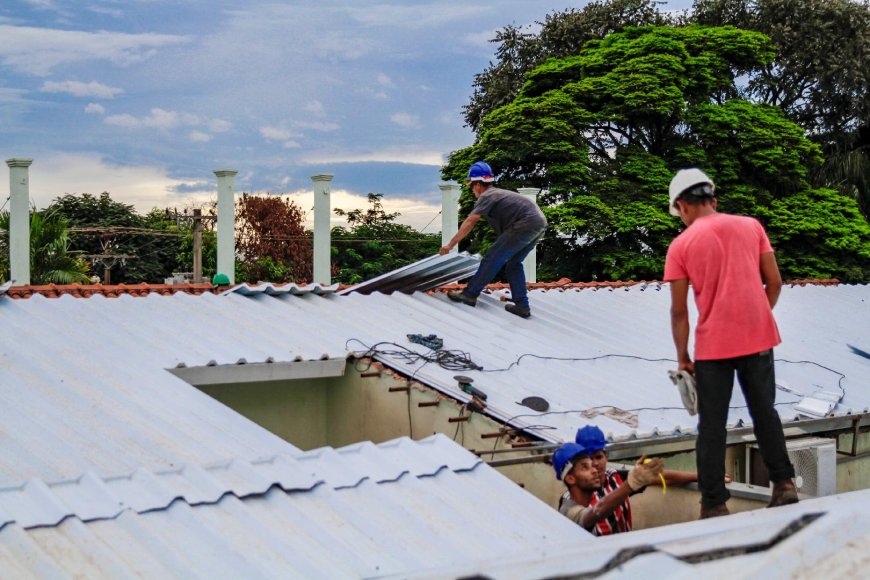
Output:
(356, 86), (389, 100)
(300, 147), (444, 166)
(189, 130), (211, 142)
(84, 102), (105, 114)
(208, 118), (232, 133)
(304, 100), (325, 116)
(104, 107), (226, 132)
(294, 120), (339, 132)
(280, 188), (442, 232)
(41, 80), (123, 98)
(260, 125), (302, 148)
(377, 73), (394, 88)
(25, 152), (215, 213)
(0, 25), (190, 76)
(346, 5), (486, 29)
(260, 126), (300, 141)
(390, 112), (420, 129)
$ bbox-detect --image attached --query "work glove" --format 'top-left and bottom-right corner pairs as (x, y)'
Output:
(627, 455), (664, 491)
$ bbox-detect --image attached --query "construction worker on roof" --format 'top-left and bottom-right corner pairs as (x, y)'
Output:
(439, 161), (547, 318)
(664, 168), (798, 519)
(560, 425), (706, 535)
(553, 440), (663, 535)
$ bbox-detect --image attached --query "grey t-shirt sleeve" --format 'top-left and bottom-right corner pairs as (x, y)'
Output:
(559, 497), (592, 528)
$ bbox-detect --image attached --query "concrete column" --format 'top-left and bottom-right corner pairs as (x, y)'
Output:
(438, 183), (461, 252)
(213, 169), (238, 284)
(517, 187), (541, 283)
(311, 173), (334, 285)
(6, 158), (33, 286)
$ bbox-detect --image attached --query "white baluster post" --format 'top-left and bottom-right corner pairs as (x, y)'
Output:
(517, 187), (541, 283)
(7, 158), (33, 286)
(438, 183), (460, 252)
(214, 169), (238, 284)
(311, 174), (334, 285)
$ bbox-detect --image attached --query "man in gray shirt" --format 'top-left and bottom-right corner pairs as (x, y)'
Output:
(439, 161), (547, 317)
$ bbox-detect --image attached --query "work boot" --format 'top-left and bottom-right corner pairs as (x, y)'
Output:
(447, 291), (477, 307)
(767, 479), (799, 508)
(699, 503), (730, 519)
(505, 303), (531, 318)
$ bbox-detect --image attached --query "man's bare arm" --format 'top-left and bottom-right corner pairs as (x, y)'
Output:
(669, 277), (693, 373)
(759, 251), (782, 309)
(439, 214), (481, 254)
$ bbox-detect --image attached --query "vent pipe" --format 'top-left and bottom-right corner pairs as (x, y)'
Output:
(517, 187), (541, 283)
(213, 169), (238, 284)
(6, 158), (33, 286)
(311, 173), (334, 285)
(439, 183), (460, 252)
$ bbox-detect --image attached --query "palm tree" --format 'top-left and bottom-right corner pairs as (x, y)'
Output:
(0, 208), (91, 284)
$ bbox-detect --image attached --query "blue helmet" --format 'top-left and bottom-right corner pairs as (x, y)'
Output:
(553, 442), (588, 480)
(467, 161), (495, 183)
(575, 425), (607, 452)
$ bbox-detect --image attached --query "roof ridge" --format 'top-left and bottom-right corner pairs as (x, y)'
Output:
(0, 277), (845, 300)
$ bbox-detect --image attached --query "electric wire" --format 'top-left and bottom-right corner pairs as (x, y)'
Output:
(345, 337), (850, 445)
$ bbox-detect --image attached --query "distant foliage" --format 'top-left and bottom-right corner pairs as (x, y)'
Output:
(331, 193), (440, 285)
(694, 0), (870, 221)
(48, 192), (183, 283)
(444, 25), (870, 282)
(0, 208), (91, 284)
(235, 193), (312, 283)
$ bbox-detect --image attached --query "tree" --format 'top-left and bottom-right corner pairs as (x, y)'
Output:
(235, 194), (311, 283)
(464, 0), (672, 131)
(692, 0), (870, 221)
(143, 208), (208, 282)
(692, 0), (870, 142)
(332, 193), (441, 285)
(444, 25), (870, 282)
(0, 208), (91, 284)
(48, 192), (170, 283)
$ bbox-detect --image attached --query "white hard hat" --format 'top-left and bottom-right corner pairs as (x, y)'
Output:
(668, 168), (715, 216)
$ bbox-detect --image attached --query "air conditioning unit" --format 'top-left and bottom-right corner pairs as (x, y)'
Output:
(746, 437), (837, 497)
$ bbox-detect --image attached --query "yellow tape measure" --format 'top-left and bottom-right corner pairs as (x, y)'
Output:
(644, 458), (667, 494)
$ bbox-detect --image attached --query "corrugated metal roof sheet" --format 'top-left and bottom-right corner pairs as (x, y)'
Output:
(339, 252), (481, 295)
(1, 283), (869, 577)
(2, 284), (868, 453)
(410, 487), (870, 579)
(0, 435), (584, 578)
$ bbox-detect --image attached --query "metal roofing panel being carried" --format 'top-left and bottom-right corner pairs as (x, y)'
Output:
(339, 252), (481, 295)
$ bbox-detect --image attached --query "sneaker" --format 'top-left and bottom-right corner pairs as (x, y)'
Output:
(767, 479), (799, 508)
(699, 503), (730, 519)
(447, 291), (477, 307)
(505, 303), (531, 318)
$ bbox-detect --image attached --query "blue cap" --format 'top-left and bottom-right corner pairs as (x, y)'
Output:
(466, 161), (495, 183)
(553, 442), (588, 480)
(575, 425), (607, 452)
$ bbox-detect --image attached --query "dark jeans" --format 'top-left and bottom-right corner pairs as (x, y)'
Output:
(462, 226), (545, 309)
(695, 349), (795, 507)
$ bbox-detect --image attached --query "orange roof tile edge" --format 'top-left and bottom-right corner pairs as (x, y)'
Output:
(433, 278), (842, 294)
(1, 278), (842, 299)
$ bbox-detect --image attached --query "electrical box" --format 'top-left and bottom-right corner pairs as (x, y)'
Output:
(746, 437), (837, 497)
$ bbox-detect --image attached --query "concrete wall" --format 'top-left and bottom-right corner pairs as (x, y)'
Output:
(836, 430), (870, 492)
(199, 379), (331, 450)
(195, 362), (870, 530)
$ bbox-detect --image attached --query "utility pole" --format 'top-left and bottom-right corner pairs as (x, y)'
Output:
(174, 207), (216, 283)
(83, 237), (134, 285)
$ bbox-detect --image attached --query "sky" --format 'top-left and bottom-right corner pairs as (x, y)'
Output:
(1, 0), (691, 231)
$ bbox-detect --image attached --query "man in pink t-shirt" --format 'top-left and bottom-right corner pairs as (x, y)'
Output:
(664, 168), (797, 519)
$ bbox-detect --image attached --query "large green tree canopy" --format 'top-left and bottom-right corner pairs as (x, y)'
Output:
(444, 25), (870, 282)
